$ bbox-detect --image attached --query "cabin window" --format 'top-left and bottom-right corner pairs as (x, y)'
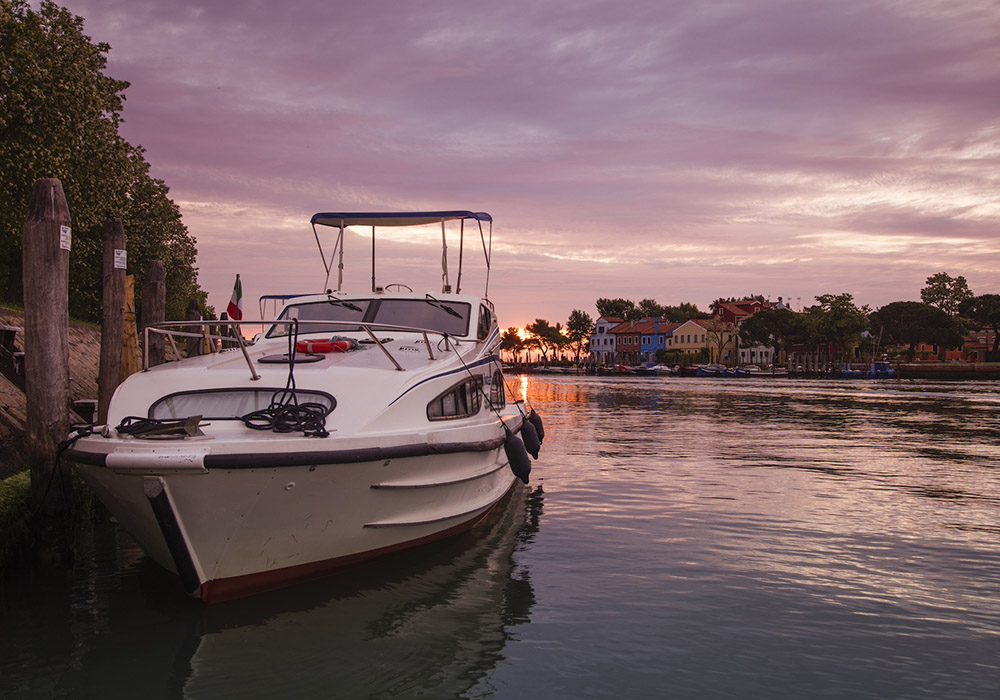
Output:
(489, 370), (506, 408)
(427, 376), (483, 420)
(149, 388), (336, 421)
(478, 305), (492, 340)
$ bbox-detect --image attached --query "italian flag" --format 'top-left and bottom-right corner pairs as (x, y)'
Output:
(227, 274), (243, 321)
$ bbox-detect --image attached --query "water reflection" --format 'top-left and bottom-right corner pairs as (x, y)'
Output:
(5, 376), (1000, 699)
(0, 485), (542, 700)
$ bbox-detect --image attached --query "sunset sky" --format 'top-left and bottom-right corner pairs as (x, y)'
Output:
(63, 0), (999, 329)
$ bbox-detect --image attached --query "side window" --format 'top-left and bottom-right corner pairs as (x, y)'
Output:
(477, 305), (492, 340)
(427, 376), (483, 420)
(489, 370), (505, 408)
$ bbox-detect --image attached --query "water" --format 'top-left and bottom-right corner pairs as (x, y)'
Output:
(3, 377), (999, 699)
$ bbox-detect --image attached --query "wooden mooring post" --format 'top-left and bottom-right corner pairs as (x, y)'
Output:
(141, 260), (166, 367)
(98, 219), (126, 426)
(121, 274), (141, 381)
(21, 178), (72, 554)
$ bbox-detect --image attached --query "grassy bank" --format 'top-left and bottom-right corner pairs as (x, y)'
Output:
(0, 470), (33, 574)
(1, 468), (99, 576)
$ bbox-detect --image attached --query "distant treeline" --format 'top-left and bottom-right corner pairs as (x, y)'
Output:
(507, 276), (1000, 364)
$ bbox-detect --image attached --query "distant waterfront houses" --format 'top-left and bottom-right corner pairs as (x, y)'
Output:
(586, 297), (794, 367)
(590, 316), (622, 365)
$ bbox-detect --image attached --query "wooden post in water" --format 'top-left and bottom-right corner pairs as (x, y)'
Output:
(21, 178), (72, 549)
(98, 219), (126, 425)
(141, 260), (166, 367)
(120, 274), (141, 381)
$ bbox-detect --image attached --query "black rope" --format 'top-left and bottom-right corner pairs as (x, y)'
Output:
(240, 318), (331, 438)
(29, 425), (94, 523)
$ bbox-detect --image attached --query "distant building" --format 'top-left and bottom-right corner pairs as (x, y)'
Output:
(589, 316), (623, 366)
(639, 319), (682, 362)
(609, 319), (642, 365)
(664, 319), (711, 360)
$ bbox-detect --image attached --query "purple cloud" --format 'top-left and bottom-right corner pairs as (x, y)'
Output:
(63, 0), (1000, 327)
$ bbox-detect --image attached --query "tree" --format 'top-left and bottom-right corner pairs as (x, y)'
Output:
(738, 308), (806, 364)
(500, 327), (525, 364)
(702, 318), (737, 365)
(638, 298), (667, 319)
(870, 301), (965, 361)
(0, 0), (205, 321)
(661, 302), (710, 322)
(958, 294), (1000, 361)
(595, 298), (641, 321)
(921, 272), (973, 316)
(803, 293), (870, 364)
(565, 309), (594, 364)
(525, 319), (565, 364)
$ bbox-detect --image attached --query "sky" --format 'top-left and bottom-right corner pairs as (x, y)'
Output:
(62, 0), (1000, 329)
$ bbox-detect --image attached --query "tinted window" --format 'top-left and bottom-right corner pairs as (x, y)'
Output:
(373, 299), (470, 336)
(268, 300), (371, 337)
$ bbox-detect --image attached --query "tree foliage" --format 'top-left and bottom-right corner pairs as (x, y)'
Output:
(565, 309), (594, 364)
(662, 302), (710, 322)
(0, 0), (205, 321)
(958, 294), (1000, 361)
(738, 308), (806, 359)
(870, 301), (965, 361)
(525, 318), (566, 364)
(595, 297), (639, 321)
(597, 297), (706, 323)
(804, 294), (870, 348)
(500, 327), (526, 363)
(921, 272), (973, 316)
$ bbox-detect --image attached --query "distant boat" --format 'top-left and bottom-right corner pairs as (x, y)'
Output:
(696, 364), (727, 377)
(869, 361), (896, 378)
(736, 365), (789, 378)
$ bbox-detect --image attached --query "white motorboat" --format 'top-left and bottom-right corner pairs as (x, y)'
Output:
(67, 211), (543, 602)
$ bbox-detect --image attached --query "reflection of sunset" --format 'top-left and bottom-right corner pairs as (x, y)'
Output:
(519, 375), (529, 403)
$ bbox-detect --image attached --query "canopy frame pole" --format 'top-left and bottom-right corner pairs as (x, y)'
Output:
(312, 221), (346, 292)
(371, 225), (376, 293)
(337, 222), (345, 292)
(440, 218), (450, 293)
(479, 218), (492, 298)
(456, 219), (465, 294)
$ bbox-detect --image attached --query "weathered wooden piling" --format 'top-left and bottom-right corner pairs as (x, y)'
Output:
(121, 274), (141, 381)
(141, 260), (166, 367)
(21, 178), (72, 546)
(98, 219), (125, 425)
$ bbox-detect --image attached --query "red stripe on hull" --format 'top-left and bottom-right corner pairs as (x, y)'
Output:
(199, 487), (513, 603)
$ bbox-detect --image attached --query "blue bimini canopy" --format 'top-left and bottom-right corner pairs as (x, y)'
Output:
(310, 211), (492, 228)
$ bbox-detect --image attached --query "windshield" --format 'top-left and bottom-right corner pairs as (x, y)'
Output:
(267, 298), (471, 337)
(268, 299), (371, 337)
(374, 299), (470, 336)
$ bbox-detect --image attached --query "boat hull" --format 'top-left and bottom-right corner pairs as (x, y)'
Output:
(74, 445), (518, 602)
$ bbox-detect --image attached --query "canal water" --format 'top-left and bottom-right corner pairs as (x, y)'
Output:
(2, 376), (999, 699)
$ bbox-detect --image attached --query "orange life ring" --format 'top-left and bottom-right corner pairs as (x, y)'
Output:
(295, 339), (355, 353)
